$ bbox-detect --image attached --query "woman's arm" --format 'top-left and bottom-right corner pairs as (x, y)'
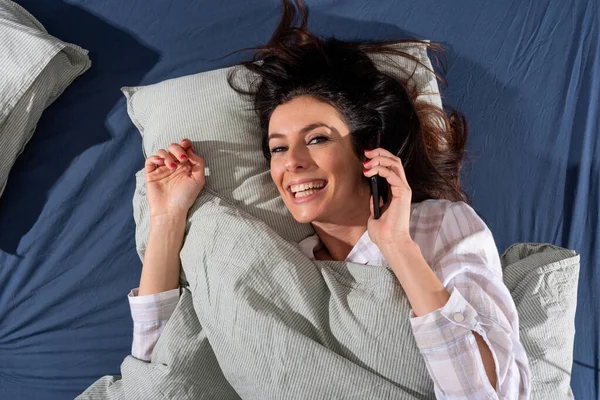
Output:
(383, 241), (497, 389)
(128, 213), (186, 361)
(129, 139), (205, 361)
(139, 138), (205, 295)
(138, 213), (187, 296)
(363, 148), (529, 398)
(380, 202), (531, 399)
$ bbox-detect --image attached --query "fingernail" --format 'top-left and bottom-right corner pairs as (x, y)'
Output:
(180, 155), (186, 159)
(363, 169), (369, 173)
(364, 149), (372, 153)
(170, 163), (176, 168)
(362, 161), (368, 165)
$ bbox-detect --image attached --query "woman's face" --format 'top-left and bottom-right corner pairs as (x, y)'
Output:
(268, 95), (370, 224)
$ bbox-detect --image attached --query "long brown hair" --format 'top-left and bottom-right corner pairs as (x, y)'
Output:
(229, 0), (469, 203)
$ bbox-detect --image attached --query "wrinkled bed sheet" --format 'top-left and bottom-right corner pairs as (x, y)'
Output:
(1, 0), (598, 398)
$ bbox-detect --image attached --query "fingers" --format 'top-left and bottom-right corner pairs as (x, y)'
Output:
(363, 154), (397, 169)
(144, 155), (165, 173)
(148, 139), (203, 173)
(185, 145), (204, 166)
(363, 148), (407, 182)
(171, 139), (204, 166)
(180, 138), (193, 150)
(363, 165), (405, 188)
(156, 149), (178, 169)
(364, 147), (397, 160)
(169, 142), (190, 163)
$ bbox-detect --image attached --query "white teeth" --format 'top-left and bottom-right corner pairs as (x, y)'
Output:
(294, 189), (320, 198)
(290, 181), (326, 193)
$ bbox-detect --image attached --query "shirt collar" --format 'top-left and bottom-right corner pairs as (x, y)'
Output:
(298, 230), (387, 267)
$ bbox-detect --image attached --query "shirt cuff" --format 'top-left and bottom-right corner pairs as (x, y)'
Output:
(128, 287), (180, 323)
(409, 288), (479, 350)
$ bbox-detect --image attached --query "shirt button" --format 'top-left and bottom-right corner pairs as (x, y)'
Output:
(453, 313), (465, 323)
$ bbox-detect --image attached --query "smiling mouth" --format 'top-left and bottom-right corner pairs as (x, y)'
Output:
(288, 180), (328, 199)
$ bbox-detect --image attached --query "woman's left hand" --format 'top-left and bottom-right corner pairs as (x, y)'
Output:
(363, 148), (414, 252)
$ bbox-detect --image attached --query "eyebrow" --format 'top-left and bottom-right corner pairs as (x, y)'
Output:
(268, 123), (333, 141)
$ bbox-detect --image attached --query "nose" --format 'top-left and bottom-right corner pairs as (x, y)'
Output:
(284, 146), (310, 171)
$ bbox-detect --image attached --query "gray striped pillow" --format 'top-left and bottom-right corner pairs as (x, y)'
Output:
(501, 243), (580, 399)
(123, 42), (441, 244)
(0, 0), (91, 197)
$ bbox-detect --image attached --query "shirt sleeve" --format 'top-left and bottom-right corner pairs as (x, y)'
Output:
(409, 201), (531, 399)
(128, 287), (180, 362)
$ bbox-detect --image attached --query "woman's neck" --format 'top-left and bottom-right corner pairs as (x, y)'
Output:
(311, 204), (370, 261)
(312, 223), (367, 261)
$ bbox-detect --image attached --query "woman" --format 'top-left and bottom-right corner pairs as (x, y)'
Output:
(130, 1), (531, 398)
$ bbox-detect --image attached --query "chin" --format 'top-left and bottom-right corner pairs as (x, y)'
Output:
(281, 185), (331, 224)
(294, 216), (315, 224)
(284, 203), (322, 224)
(289, 209), (317, 224)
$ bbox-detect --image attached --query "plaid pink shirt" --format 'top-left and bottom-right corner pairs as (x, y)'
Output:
(129, 199), (531, 399)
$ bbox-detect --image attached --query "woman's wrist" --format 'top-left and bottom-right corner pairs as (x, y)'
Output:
(150, 211), (188, 230)
(138, 211), (187, 297)
(382, 240), (450, 317)
(379, 237), (419, 262)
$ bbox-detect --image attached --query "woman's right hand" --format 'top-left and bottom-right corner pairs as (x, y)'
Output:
(145, 138), (206, 219)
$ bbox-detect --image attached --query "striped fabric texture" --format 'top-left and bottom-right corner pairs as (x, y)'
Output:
(128, 287), (180, 362)
(81, 189), (437, 399)
(0, 0), (91, 197)
(128, 199), (533, 398)
(121, 42), (440, 247)
(501, 244), (580, 399)
(80, 188), (579, 399)
(95, 39), (582, 399)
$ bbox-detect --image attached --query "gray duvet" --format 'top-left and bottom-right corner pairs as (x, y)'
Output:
(79, 188), (579, 399)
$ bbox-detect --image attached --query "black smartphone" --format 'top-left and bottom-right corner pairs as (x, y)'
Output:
(368, 132), (388, 219)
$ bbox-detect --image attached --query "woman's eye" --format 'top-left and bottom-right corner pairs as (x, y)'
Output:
(308, 136), (328, 145)
(270, 136), (327, 153)
(270, 146), (286, 154)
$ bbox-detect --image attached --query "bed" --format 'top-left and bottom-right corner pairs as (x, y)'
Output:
(0, 0), (597, 398)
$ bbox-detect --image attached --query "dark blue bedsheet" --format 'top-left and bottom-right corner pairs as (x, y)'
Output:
(1, 0), (598, 398)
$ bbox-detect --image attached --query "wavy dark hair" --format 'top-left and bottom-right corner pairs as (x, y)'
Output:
(228, 0), (469, 203)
